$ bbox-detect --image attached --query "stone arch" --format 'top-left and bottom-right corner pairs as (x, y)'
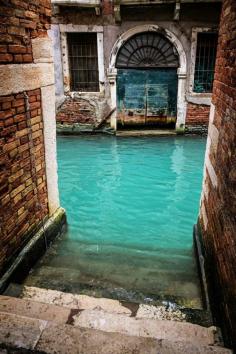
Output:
(108, 25), (187, 131)
(116, 31), (179, 68)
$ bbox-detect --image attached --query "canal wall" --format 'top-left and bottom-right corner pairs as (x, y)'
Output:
(198, 0), (236, 349)
(0, 1), (63, 280)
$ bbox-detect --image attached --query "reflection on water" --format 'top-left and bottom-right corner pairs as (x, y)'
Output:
(25, 136), (206, 308)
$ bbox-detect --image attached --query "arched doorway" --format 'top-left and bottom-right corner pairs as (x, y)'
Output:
(108, 25), (187, 131)
(116, 31), (179, 128)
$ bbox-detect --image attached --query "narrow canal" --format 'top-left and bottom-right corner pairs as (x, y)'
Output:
(25, 135), (206, 308)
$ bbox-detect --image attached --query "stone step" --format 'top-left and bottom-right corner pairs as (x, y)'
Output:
(0, 293), (131, 319)
(4, 284), (213, 327)
(19, 285), (204, 324)
(72, 309), (216, 346)
(0, 287), (216, 345)
(116, 129), (177, 137)
(0, 311), (232, 354)
(0, 295), (72, 325)
(22, 264), (202, 309)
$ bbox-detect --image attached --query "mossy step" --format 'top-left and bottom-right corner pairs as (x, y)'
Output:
(22, 264), (202, 309)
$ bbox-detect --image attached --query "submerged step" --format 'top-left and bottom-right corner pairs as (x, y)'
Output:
(23, 264), (202, 309)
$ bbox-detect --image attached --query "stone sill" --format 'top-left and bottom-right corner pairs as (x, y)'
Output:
(118, 0), (221, 4)
(186, 94), (212, 106)
(52, 0), (101, 6)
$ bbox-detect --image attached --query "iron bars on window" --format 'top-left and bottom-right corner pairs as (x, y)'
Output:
(68, 33), (99, 92)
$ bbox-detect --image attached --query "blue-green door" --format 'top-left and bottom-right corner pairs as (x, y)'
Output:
(117, 69), (178, 126)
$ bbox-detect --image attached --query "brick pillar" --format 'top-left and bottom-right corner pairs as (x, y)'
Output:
(198, 0), (236, 349)
(0, 1), (59, 276)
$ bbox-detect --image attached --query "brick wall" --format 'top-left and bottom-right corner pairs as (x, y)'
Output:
(199, 0), (236, 349)
(0, 89), (49, 274)
(0, 1), (52, 275)
(0, 0), (51, 64)
(102, 0), (113, 16)
(185, 103), (210, 134)
(57, 98), (96, 125)
(186, 103), (210, 125)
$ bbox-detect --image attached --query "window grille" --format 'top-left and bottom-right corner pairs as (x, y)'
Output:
(193, 32), (218, 93)
(68, 33), (99, 92)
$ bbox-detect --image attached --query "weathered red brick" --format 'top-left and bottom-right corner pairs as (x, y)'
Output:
(0, 45), (7, 53)
(0, 88), (49, 272)
(4, 118), (14, 127)
(22, 54), (33, 62)
(0, 109), (15, 120)
(2, 101), (12, 110)
(8, 44), (27, 54)
(14, 113), (25, 123)
(8, 26), (25, 36)
(13, 54), (23, 62)
(0, 53), (13, 62)
(199, 0), (236, 350)
(12, 99), (24, 108)
(30, 101), (40, 110)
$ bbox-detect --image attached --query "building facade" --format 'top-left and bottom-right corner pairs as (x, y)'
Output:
(52, 0), (222, 133)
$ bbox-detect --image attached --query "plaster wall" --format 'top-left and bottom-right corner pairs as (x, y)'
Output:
(53, 3), (221, 130)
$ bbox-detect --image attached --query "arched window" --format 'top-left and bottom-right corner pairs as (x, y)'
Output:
(116, 32), (179, 69)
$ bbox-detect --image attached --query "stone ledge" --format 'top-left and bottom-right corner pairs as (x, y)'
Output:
(0, 63), (54, 96)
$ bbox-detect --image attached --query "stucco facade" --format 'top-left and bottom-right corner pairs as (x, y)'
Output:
(51, 1), (221, 133)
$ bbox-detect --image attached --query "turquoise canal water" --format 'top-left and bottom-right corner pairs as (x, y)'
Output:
(26, 136), (206, 307)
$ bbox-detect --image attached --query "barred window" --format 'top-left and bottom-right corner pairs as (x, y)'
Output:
(194, 33), (218, 93)
(68, 33), (99, 92)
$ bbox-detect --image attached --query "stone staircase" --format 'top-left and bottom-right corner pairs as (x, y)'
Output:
(0, 285), (233, 353)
